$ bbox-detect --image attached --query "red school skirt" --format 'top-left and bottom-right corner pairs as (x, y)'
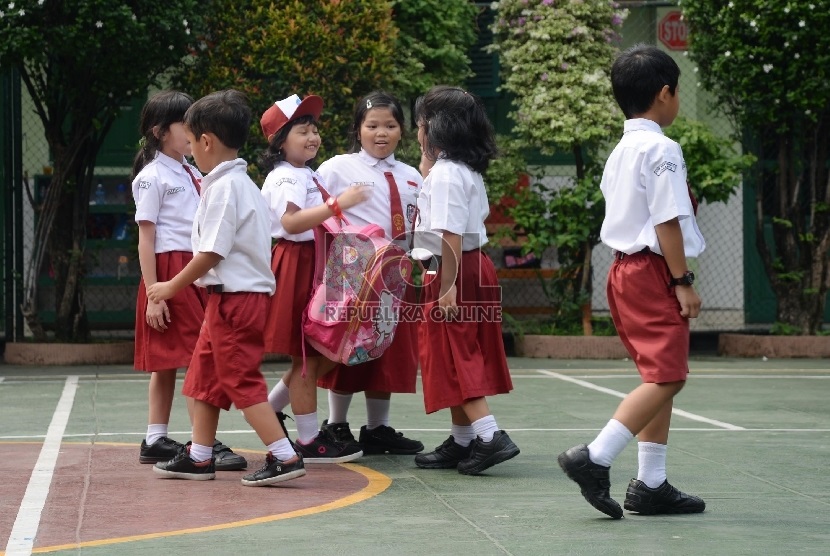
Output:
(317, 282), (419, 393)
(419, 250), (513, 414)
(134, 251), (207, 372)
(263, 239), (320, 357)
(606, 249), (689, 383)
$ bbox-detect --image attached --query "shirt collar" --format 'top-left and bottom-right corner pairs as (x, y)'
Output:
(623, 118), (664, 135)
(358, 148), (397, 169)
(156, 151), (187, 171)
(201, 158), (248, 188)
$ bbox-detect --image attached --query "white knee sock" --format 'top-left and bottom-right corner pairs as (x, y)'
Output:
(450, 424), (476, 447)
(267, 438), (296, 461)
(587, 419), (634, 467)
(327, 391), (353, 423)
(146, 424), (168, 445)
(267, 378), (291, 413)
(295, 412), (319, 444)
(471, 415), (499, 442)
(637, 442), (668, 488)
(365, 398), (390, 430)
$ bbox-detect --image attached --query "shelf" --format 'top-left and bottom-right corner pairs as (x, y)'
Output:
(89, 203), (133, 214)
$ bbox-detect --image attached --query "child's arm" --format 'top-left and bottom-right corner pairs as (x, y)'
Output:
(438, 231), (463, 318)
(145, 252), (222, 303)
(280, 185), (369, 235)
(655, 218), (701, 318)
(137, 221), (169, 331)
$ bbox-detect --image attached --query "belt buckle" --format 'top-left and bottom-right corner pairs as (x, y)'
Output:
(208, 284), (224, 294)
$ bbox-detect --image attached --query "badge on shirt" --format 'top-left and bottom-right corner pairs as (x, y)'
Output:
(350, 181), (374, 188)
(165, 186), (185, 195)
(138, 180), (151, 190)
(406, 203), (417, 223)
(406, 180), (419, 188)
(653, 161), (678, 176)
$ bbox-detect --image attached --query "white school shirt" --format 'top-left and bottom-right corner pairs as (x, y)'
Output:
(413, 158), (489, 257)
(192, 158), (275, 294)
(132, 151), (201, 253)
(317, 150), (422, 249)
(599, 118), (706, 258)
(261, 162), (324, 242)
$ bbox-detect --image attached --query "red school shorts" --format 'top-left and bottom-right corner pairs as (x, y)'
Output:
(606, 250), (689, 383)
(182, 291), (270, 411)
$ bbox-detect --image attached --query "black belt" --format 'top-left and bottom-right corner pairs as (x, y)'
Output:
(616, 247), (650, 260)
(206, 284), (224, 294)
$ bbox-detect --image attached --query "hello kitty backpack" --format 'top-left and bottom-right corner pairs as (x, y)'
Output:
(302, 179), (412, 366)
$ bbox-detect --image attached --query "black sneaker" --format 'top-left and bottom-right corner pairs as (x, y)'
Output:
(359, 425), (424, 455)
(241, 453), (306, 486)
(414, 435), (473, 469)
(557, 444), (623, 519)
(624, 479), (706, 515)
(139, 436), (185, 464)
(457, 430), (520, 475)
(212, 439), (247, 471)
(320, 419), (358, 445)
(153, 447), (215, 480)
(295, 432), (363, 463)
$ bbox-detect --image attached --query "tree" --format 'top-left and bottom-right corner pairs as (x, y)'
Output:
(488, 0), (628, 334)
(0, 0), (201, 341)
(682, 1), (830, 334)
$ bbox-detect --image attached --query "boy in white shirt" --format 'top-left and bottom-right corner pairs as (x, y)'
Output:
(147, 89), (304, 487)
(557, 44), (706, 518)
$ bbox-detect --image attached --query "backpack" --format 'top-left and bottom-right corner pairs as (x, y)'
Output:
(302, 215), (412, 365)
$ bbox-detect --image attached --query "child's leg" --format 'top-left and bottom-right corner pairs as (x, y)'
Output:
(147, 369), (177, 440)
(364, 391), (391, 429)
(453, 397), (520, 475)
(267, 370), (292, 413)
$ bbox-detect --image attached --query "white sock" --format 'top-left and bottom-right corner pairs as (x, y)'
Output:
(146, 424), (168, 445)
(587, 419), (634, 467)
(268, 438), (296, 461)
(328, 391), (353, 423)
(471, 415), (499, 442)
(267, 378), (291, 413)
(189, 442), (212, 462)
(450, 424), (476, 447)
(365, 397), (390, 430)
(637, 442), (668, 488)
(295, 412), (319, 444)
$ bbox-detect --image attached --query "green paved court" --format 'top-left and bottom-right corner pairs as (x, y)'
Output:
(1, 357), (829, 555)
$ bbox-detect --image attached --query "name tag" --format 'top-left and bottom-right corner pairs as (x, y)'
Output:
(165, 186), (185, 195)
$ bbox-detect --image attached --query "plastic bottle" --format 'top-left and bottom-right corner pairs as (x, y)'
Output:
(112, 215), (128, 240)
(116, 182), (128, 204)
(116, 255), (129, 280)
(94, 182), (106, 205)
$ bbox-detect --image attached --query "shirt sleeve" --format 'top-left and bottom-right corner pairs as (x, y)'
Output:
(132, 173), (164, 224)
(643, 142), (692, 226)
(427, 162), (469, 235)
(195, 178), (237, 259)
(261, 168), (307, 219)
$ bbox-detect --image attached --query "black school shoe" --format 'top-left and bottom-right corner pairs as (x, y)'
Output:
(457, 430), (520, 475)
(623, 479), (706, 515)
(320, 419), (358, 445)
(212, 439), (247, 471)
(414, 435), (473, 469)
(241, 453), (306, 486)
(153, 447), (216, 481)
(294, 432), (363, 463)
(557, 444), (623, 519)
(139, 436), (185, 464)
(359, 425), (424, 455)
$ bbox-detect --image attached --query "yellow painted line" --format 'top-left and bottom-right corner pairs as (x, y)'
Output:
(0, 443), (392, 555)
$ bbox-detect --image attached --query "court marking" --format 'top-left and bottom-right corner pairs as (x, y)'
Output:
(537, 370), (747, 430)
(17, 460), (390, 554)
(5, 376), (79, 556)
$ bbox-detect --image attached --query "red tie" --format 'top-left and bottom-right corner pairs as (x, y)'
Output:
(183, 164), (201, 195)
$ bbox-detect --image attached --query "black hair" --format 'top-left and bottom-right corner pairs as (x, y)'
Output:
(611, 44), (681, 119)
(130, 90), (193, 182)
(183, 89), (251, 150)
(257, 114), (318, 174)
(414, 86), (497, 173)
(348, 90), (406, 154)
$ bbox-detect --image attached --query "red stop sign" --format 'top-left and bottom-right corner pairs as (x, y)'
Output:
(658, 11), (688, 51)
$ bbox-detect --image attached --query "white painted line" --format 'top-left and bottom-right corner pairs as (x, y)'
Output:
(5, 376), (79, 556)
(538, 370), (747, 431)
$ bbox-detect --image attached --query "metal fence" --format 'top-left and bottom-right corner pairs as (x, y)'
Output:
(0, 0), (787, 340)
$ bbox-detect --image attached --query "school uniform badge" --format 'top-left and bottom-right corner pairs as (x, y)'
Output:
(653, 161), (677, 176)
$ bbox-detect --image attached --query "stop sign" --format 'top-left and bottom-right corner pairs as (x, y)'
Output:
(658, 11), (688, 51)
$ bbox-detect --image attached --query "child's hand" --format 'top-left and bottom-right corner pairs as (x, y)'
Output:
(438, 283), (459, 320)
(145, 298), (170, 332)
(337, 185), (371, 210)
(147, 281), (175, 303)
(675, 286), (701, 318)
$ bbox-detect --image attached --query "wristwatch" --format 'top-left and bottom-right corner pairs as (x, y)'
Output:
(669, 270), (695, 287)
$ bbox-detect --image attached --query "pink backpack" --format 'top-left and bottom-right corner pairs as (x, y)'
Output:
(302, 215), (412, 365)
